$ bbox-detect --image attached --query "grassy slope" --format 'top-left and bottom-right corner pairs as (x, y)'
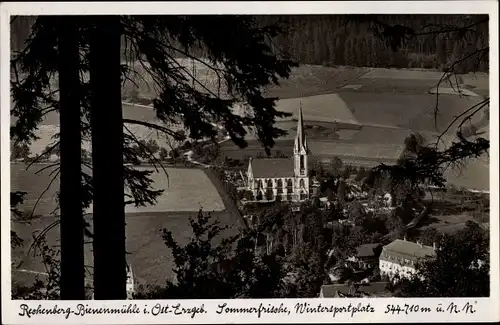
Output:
(11, 164), (239, 287)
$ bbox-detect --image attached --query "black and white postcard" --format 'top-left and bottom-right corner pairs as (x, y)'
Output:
(1, 1), (498, 324)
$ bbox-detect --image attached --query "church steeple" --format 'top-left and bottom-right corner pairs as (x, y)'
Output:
(294, 103), (308, 154)
(294, 103), (308, 179)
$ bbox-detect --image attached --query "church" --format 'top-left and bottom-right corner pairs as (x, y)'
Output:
(246, 105), (311, 202)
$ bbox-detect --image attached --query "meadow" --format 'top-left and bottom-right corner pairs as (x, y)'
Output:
(11, 163), (237, 287)
(11, 164), (226, 216)
(12, 210), (237, 288)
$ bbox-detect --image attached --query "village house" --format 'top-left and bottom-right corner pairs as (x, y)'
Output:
(347, 243), (382, 270)
(246, 105), (313, 202)
(379, 238), (436, 281)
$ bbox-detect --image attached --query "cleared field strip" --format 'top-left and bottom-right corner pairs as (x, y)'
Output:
(275, 93), (360, 125)
(11, 164), (226, 215)
(429, 87), (479, 97)
(361, 68), (446, 80)
(220, 138), (404, 161)
(13, 121), (186, 158)
(124, 167), (225, 213)
(338, 92), (484, 133)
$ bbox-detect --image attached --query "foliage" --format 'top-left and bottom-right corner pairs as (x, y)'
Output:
(354, 167), (367, 182)
(11, 142), (31, 161)
(10, 191), (27, 248)
(392, 221), (489, 297)
(337, 178), (347, 203)
(12, 236), (63, 300)
(135, 209), (288, 298)
(416, 227), (443, 247)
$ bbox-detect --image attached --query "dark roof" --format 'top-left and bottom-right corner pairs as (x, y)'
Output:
(381, 239), (435, 262)
(321, 282), (389, 298)
(250, 158), (295, 178)
(355, 243), (382, 258)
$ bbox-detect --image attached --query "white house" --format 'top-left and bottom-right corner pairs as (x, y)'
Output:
(246, 105), (310, 202)
(379, 238), (435, 281)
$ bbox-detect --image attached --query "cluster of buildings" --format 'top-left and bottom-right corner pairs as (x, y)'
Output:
(321, 238), (436, 298)
(243, 105), (439, 298)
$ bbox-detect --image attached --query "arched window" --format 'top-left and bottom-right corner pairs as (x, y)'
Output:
(267, 179), (273, 189)
(299, 179), (305, 188)
(276, 179), (283, 194)
(257, 179), (263, 189)
(286, 179), (293, 201)
(300, 155), (305, 170)
(300, 190), (307, 201)
(266, 187), (274, 201)
(256, 190), (263, 201)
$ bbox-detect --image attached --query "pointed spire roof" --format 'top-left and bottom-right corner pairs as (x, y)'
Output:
(294, 103), (307, 153)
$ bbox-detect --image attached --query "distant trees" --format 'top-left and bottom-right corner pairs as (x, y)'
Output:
(11, 142), (31, 160)
(336, 178), (347, 203)
(355, 167), (367, 182)
(416, 227), (442, 247)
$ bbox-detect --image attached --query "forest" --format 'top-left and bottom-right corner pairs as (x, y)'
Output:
(11, 15), (489, 73)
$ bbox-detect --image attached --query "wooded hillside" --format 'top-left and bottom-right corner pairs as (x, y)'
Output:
(11, 15), (489, 72)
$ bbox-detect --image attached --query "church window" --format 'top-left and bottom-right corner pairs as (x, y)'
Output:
(277, 179), (283, 194)
(267, 179), (273, 188)
(266, 187), (274, 201)
(299, 179), (305, 188)
(300, 155), (305, 171)
(257, 180), (263, 188)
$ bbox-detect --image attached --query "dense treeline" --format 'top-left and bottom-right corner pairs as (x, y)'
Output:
(11, 15), (489, 73)
(258, 15), (489, 72)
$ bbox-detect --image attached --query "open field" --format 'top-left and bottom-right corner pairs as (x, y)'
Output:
(415, 213), (477, 235)
(275, 93), (359, 125)
(336, 92), (485, 133)
(12, 210), (237, 288)
(11, 164), (226, 215)
(11, 163), (238, 287)
(428, 87), (480, 97)
(122, 60), (369, 101)
(12, 116), (187, 158)
(361, 68), (446, 80)
(219, 138), (405, 164)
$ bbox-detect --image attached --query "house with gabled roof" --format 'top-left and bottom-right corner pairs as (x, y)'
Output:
(347, 243), (382, 270)
(379, 238), (436, 281)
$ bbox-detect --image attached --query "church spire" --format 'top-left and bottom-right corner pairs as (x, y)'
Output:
(294, 103), (307, 154)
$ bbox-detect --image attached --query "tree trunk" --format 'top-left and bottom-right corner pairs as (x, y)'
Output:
(89, 16), (126, 299)
(58, 17), (85, 300)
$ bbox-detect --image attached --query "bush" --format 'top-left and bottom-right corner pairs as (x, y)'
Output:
(11, 142), (31, 160)
(159, 147), (169, 161)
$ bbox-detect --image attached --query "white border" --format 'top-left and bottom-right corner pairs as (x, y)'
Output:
(1, 1), (498, 324)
